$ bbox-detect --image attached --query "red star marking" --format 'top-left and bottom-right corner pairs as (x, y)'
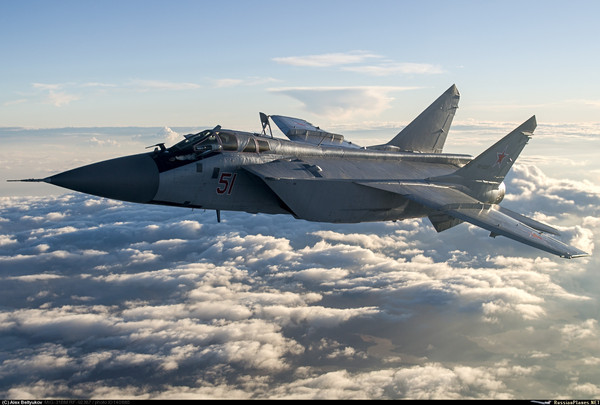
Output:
(530, 232), (543, 240)
(495, 150), (509, 166)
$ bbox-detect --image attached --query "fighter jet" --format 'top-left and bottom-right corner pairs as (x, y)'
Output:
(11, 85), (588, 259)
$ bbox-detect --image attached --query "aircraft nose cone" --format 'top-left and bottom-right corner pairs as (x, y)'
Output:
(47, 153), (159, 203)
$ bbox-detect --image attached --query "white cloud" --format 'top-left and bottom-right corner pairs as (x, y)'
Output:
(272, 51), (443, 77)
(212, 77), (280, 88)
(128, 79), (202, 91)
(32, 83), (63, 91)
(3, 99), (28, 106)
(18, 79), (205, 111)
(46, 91), (79, 107)
(565, 98), (600, 109)
(269, 86), (418, 120)
(560, 319), (598, 341)
(31, 82), (79, 107)
(273, 51), (381, 67)
(267, 364), (519, 399)
(568, 382), (600, 396)
(343, 62), (444, 76)
(90, 136), (119, 147)
(0, 234), (17, 246)
(213, 78), (244, 88)
(81, 82), (116, 88)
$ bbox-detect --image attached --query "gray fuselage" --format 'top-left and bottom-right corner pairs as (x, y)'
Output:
(146, 129), (472, 223)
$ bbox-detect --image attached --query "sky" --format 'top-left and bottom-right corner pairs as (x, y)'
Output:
(2, 0), (600, 128)
(1, 0), (600, 400)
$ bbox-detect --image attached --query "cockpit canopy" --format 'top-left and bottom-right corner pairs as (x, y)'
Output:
(156, 126), (271, 166)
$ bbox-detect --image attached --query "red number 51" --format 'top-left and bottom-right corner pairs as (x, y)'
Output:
(216, 172), (237, 195)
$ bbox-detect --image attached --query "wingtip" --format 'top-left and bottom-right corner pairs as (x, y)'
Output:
(564, 254), (589, 259)
(448, 84), (460, 96)
(564, 251), (590, 259)
(561, 245), (590, 259)
(518, 115), (537, 134)
(529, 115), (537, 126)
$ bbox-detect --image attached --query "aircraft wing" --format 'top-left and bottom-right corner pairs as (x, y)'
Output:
(358, 181), (588, 259)
(243, 158), (587, 259)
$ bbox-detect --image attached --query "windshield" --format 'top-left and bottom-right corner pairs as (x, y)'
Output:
(170, 130), (213, 154)
(194, 133), (220, 153)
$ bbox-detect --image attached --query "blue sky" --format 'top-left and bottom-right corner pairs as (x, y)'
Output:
(2, 0), (600, 128)
(2, 1), (600, 400)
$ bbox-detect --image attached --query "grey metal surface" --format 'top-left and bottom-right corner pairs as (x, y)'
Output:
(369, 84), (460, 153)
(47, 153), (159, 204)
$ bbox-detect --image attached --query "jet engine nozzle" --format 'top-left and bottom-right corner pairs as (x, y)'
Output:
(481, 181), (506, 204)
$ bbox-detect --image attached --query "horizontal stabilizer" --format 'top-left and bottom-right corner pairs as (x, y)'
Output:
(498, 206), (560, 236)
(357, 181), (588, 259)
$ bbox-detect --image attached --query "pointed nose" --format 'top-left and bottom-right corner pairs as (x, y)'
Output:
(47, 153), (159, 203)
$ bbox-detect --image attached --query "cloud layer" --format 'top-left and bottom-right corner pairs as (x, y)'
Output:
(1, 157), (599, 399)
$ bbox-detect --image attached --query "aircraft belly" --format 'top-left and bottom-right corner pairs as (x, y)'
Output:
(261, 178), (428, 223)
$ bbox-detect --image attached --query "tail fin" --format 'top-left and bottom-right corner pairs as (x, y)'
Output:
(374, 84), (460, 153)
(429, 116), (536, 204)
(453, 116), (536, 184)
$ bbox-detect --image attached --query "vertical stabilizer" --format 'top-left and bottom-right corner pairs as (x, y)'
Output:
(453, 116), (536, 184)
(385, 84), (460, 153)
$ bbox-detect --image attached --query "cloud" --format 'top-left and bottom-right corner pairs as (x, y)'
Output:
(342, 62), (444, 76)
(3, 99), (28, 106)
(128, 79), (202, 91)
(211, 77), (279, 88)
(32, 83), (63, 91)
(32, 83), (79, 107)
(80, 82), (117, 88)
(273, 51), (381, 67)
(506, 164), (600, 227)
(565, 98), (600, 109)
(28, 79), (204, 107)
(0, 146), (598, 399)
(89, 136), (119, 147)
(272, 51), (443, 77)
(269, 86), (418, 120)
(213, 78), (244, 88)
(157, 126), (181, 143)
(19, 79), (203, 110)
(0, 234), (17, 246)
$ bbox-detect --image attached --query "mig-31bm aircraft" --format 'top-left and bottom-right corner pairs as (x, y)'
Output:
(11, 85), (588, 259)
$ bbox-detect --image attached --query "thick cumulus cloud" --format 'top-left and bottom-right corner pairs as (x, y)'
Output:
(0, 161), (599, 399)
